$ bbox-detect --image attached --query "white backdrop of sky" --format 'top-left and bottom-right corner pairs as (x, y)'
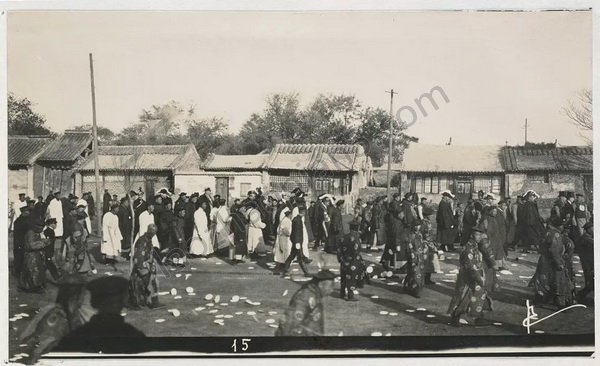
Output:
(8, 10), (592, 145)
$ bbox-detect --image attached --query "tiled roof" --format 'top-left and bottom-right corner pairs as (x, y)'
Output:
(203, 154), (268, 171)
(396, 143), (504, 173)
(76, 144), (201, 172)
(8, 136), (53, 167)
(38, 130), (93, 162)
(264, 143), (368, 171)
(502, 145), (593, 172)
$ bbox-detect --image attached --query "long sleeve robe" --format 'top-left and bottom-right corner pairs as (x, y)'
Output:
(190, 207), (213, 256)
(101, 212), (122, 258)
(47, 199), (64, 237)
(135, 211), (159, 248)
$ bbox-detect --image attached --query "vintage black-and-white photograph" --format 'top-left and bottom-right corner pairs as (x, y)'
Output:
(3, 5), (596, 364)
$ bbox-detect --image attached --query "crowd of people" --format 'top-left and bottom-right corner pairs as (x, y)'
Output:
(9, 184), (595, 360)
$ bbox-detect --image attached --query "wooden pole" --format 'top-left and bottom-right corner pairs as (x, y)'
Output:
(385, 89), (397, 201)
(89, 53), (102, 234)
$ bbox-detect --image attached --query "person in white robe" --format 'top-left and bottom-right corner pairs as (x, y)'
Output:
(246, 203), (266, 258)
(211, 200), (232, 252)
(46, 193), (64, 238)
(274, 209), (293, 273)
(135, 204), (159, 248)
(101, 204), (123, 269)
(190, 202), (213, 256)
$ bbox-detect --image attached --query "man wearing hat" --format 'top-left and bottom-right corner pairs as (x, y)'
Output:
(276, 270), (335, 336)
(42, 218), (62, 281)
(57, 276), (145, 352)
(437, 191), (458, 252)
(447, 222), (498, 326)
(102, 189), (112, 215)
(135, 203), (159, 249)
(157, 188), (173, 208)
(576, 221), (594, 303)
(521, 190), (545, 253)
(551, 192), (568, 224)
(530, 215), (576, 308)
(282, 205), (311, 276)
(174, 192), (188, 214)
(12, 205), (31, 276)
(19, 216), (50, 293)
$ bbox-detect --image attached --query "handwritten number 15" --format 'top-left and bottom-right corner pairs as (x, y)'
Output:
(232, 338), (251, 352)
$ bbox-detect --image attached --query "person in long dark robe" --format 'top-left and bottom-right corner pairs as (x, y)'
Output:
(130, 191), (146, 234)
(325, 200), (344, 254)
(282, 206), (311, 276)
(381, 193), (403, 271)
(71, 211), (96, 275)
(84, 192), (95, 222)
(118, 198), (133, 260)
(173, 193), (187, 214)
(159, 202), (176, 250)
(483, 205), (507, 270)
(33, 196), (48, 224)
(230, 205), (248, 263)
(42, 218), (62, 281)
(521, 190), (546, 253)
(13, 206), (30, 276)
(197, 188), (213, 224)
(102, 190), (111, 215)
(503, 197), (517, 252)
(337, 233), (365, 301)
(447, 223), (498, 326)
(307, 201), (318, 243)
(403, 220), (425, 298)
(529, 216), (575, 308)
(576, 221), (593, 303)
(461, 199), (479, 246)
(514, 195), (527, 251)
(172, 208), (186, 250)
(437, 192), (457, 252)
(314, 196), (331, 251)
(129, 224), (163, 309)
(152, 196), (167, 248)
(19, 218), (49, 293)
(421, 207), (441, 284)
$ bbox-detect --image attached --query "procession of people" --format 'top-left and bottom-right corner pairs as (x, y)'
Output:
(9, 183), (595, 359)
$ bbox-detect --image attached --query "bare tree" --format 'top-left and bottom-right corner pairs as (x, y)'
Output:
(563, 89), (592, 144)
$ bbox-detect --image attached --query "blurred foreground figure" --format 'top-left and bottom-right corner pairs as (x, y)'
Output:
(129, 224), (164, 309)
(19, 274), (95, 364)
(56, 276), (145, 352)
(276, 270), (335, 336)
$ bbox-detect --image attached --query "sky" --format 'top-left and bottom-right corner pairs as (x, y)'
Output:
(7, 10), (592, 146)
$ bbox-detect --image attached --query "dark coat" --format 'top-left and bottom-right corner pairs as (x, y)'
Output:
(117, 205), (133, 250)
(290, 215), (305, 245)
(436, 199), (457, 245)
(102, 193), (112, 215)
(522, 201), (546, 247)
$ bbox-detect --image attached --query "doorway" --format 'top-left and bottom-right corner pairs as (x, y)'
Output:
(215, 177), (230, 205)
(455, 179), (472, 204)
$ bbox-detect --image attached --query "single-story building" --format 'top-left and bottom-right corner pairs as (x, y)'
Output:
(75, 144), (202, 202)
(375, 143), (505, 203)
(8, 135), (53, 203)
(35, 130), (94, 197)
(501, 144), (593, 210)
(374, 142), (593, 210)
(174, 154), (268, 202)
(263, 143), (372, 211)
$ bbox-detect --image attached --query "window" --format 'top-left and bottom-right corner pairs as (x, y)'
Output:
(473, 176), (502, 194)
(413, 176), (441, 194)
(527, 173), (549, 184)
(439, 176), (449, 192)
(240, 183), (251, 197)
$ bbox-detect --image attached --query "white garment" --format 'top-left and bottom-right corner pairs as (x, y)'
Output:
(77, 198), (92, 234)
(212, 206), (231, 250)
(101, 212), (122, 258)
(190, 207), (213, 256)
(135, 211), (159, 248)
(246, 208), (265, 253)
(47, 198), (64, 237)
(274, 216), (292, 263)
(280, 206), (309, 258)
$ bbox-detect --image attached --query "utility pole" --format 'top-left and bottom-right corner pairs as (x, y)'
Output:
(385, 89), (397, 201)
(524, 117), (528, 144)
(89, 53), (102, 235)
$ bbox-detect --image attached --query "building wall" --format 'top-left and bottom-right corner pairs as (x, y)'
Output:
(37, 166), (75, 199)
(174, 172), (264, 204)
(79, 172), (171, 202)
